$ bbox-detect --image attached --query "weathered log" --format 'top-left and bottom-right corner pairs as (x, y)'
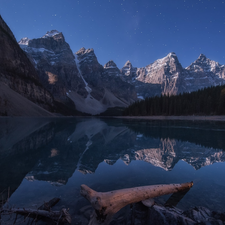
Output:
(1, 207), (71, 224)
(80, 181), (193, 225)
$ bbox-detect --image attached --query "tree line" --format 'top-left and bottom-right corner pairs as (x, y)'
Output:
(123, 85), (225, 116)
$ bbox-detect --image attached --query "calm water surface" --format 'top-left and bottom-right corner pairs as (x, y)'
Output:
(1, 117), (225, 222)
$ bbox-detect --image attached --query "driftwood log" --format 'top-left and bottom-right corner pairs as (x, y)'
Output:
(0, 197), (71, 224)
(0, 208), (71, 222)
(80, 181), (193, 225)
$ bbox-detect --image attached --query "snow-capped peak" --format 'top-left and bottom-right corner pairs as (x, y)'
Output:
(149, 52), (178, 68)
(124, 60), (132, 67)
(75, 47), (94, 56)
(104, 60), (118, 69)
(42, 30), (61, 38)
(18, 37), (30, 45)
(186, 54), (222, 73)
(75, 47), (86, 55)
(167, 52), (177, 57)
(197, 53), (207, 61)
(154, 52), (177, 64)
(163, 52), (178, 61)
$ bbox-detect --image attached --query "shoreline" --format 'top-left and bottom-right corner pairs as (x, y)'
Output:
(115, 115), (225, 121)
(1, 115), (225, 122)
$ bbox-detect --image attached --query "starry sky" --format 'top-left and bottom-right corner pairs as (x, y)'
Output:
(0, 0), (225, 69)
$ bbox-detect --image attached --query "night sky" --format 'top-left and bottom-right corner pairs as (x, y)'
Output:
(1, 0), (225, 69)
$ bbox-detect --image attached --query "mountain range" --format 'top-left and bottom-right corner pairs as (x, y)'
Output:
(1, 15), (225, 116)
(18, 31), (137, 115)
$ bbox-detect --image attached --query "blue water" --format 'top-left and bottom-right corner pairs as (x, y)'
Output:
(1, 117), (225, 222)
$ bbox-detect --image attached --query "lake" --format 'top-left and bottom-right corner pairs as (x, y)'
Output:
(1, 117), (225, 224)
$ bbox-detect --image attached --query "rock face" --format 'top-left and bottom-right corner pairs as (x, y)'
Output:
(104, 60), (121, 76)
(17, 27), (225, 114)
(120, 53), (184, 99)
(19, 34), (137, 115)
(121, 53), (225, 99)
(71, 48), (137, 114)
(0, 15), (54, 114)
(146, 204), (225, 225)
(138, 53), (182, 96)
(76, 202), (225, 225)
(183, 54), (225, 93)
(121, 60), (137, 84)
(142, 52), (183, 99)
(19, 30), (87, 104)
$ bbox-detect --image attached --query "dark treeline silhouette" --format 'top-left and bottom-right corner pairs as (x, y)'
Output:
(123, 85), (225, 116)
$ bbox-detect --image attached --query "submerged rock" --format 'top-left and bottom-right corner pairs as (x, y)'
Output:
(76, 202), (225, 225)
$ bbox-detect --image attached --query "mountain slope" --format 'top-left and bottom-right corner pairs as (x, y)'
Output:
(19, 30), (87, 103)
(17, 27), (225, 114)
(19, 34), (137, 114)
(135, 52), (183, 98)
(72, 48), (137, 114)
(181, 54), (225, 93)
(0, 15), (54, 114)
(0, 82), (53, 117)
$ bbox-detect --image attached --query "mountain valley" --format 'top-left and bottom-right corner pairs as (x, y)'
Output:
(1, 14), (225, 116)
(18, 30), (225, 115)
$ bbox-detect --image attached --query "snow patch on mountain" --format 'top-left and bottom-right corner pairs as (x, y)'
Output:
(153, 52), (176, 65)
(74, 54), (92, 94)
(137, 94), (144, 100)
(18, 37), (30, 45)
(22, 46), (55, 54)
(42, 30), (60, 38)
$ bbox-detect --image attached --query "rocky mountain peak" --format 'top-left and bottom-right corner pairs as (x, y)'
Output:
(18, 37), (30, 46)
(146, 52), (181, 72)
(162, 52), (179, 63)
(18, 30), (88, 106)
(42, 30), (61, 39)
(75, 48), (97, 68)
(134, 52), (183, 97)
(167, 52), (177, 57)
(182, 54), (225, 92)
(121, 60), (137, 79)
(198, 53), (207, 61)
(187, 54), (221, 74)
(124, 60), (132, 67)
(76, 47), (86, 55)
(104, 60), (118, 69)
(75, 48), (95, 62)
(40, 30), (66, 44)
(21, 30), (68, 53)
(145, 52), (182, 74)
(190, 54), (212, 66)
(104, 60), (121, 77)
(75, 47), (95, 56)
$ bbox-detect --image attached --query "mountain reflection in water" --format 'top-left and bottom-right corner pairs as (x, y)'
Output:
(0, 117), (225, 214)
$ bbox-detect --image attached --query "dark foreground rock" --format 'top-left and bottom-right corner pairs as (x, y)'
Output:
(74, 202), (225, 225)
